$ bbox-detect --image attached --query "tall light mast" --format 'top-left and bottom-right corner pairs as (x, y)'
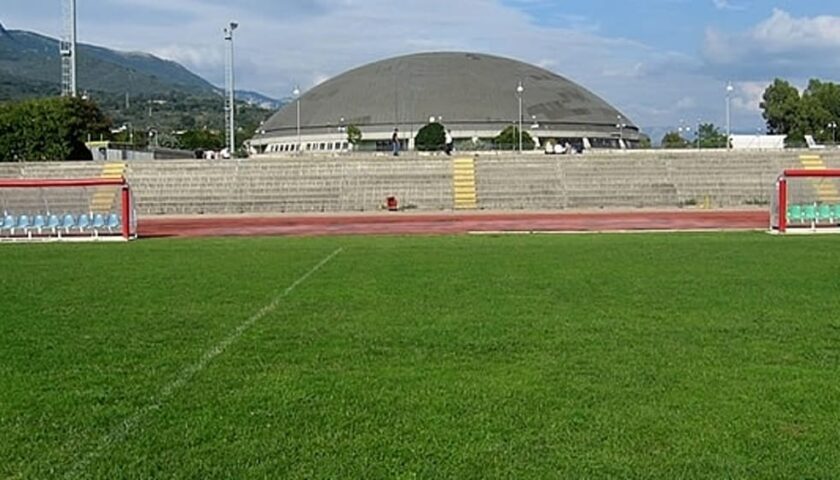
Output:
(224, 22), (238, 156)
(60, 0), (77, 97)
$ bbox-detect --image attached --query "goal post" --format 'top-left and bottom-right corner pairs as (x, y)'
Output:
(0, 177), (136, 241)
(771, 169), (840, 234)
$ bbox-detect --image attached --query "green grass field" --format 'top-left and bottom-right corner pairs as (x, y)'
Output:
(2, 233), (840, 478)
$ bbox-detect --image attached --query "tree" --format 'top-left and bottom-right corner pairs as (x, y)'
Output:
(347, 124), (362, 146)
(415, 122), (445, 151)
(177, 129), (225, 151)
(760, 79), (801, 135)
(0, 97), (111, 162)
(759, 78), (840, 145)
(495, 126), (535, 151)
(661, 131), (688, 149)
(696, 123), (727, 149)
(638, 135), (652, 149)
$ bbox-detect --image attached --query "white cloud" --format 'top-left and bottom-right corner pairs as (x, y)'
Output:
(675, 96), (697, 110)
(712, 0), (745, 11)
(730, 81), (767, 113)
(704, 9), (840, 71)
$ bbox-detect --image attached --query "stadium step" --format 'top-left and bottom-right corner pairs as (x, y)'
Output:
(453, 157), (477, 210)
(798, 155), (840, 203)
(89, 162), (126, 214)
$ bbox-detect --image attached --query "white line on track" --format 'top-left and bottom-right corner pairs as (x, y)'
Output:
(63, 247), (344, 478)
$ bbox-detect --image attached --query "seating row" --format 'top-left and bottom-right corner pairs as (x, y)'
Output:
(0, 212), (121, 236)
(787, 204), (840, 224)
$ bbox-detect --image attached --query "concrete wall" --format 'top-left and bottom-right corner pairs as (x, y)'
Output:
(1, 149), (839, 215)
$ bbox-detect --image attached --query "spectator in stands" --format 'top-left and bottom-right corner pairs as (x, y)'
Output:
(392, 128), (400, 156)
(544, 141), (555, 155)
(445, 130), (454, 155)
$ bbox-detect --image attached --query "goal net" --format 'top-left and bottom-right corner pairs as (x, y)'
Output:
(771, 169), (840, 234)
(0, 178), (136, 241)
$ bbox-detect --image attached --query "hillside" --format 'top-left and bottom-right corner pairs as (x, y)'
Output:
(0, 24), (215, 98)
(0, 22), (283, 147)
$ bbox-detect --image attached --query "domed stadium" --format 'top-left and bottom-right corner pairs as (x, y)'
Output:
(249, 52), (640, 154)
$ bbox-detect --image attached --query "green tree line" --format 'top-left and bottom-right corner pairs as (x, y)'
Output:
(761, 78), (840, 145)
(0, 95), (272, 161)
(0, 97), (110, 161)
(660, 123), (728, 149)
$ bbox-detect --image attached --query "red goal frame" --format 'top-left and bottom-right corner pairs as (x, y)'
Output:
(773, 169), (840, 234)
(0, 177), (135, 240)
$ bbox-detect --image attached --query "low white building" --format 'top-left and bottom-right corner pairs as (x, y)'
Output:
(730, 134), (787, 151)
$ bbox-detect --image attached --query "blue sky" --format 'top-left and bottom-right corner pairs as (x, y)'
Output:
(3, 0), (840, 136)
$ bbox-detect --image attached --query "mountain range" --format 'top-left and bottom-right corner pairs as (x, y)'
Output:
(0, 22), (283, 108)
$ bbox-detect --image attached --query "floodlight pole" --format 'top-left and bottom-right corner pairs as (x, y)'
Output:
(224, 22), (239, 157)
(60, 0), (78, 97)
(293, 86), (301, 153)
(517, 81), (524, 153)
(726, 82), (734, 150)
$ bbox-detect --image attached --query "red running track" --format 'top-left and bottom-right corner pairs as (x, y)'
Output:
(138, 210), (769, 238)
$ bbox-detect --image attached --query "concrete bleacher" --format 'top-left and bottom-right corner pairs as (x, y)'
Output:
(476, 157), (565, 209)
(1, 150), (839, 215)
(124, 158), (452, 214)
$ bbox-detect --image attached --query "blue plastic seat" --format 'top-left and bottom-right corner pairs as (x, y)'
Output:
(817, 204), (832, 224)
(47, 214), (61, 232)
(77, 214), (91, 231)
(92, 214), (106, 230)
(61, 214), (76, 232)
(106, 213), (121, 231)
(32, 215), (46, 233)
(787, 204), (803, 224)
(1, 215), (15, 231)
(803, 205), (818, 224)
(15, 215), (30, 233)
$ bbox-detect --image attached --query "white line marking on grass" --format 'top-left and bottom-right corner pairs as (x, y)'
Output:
(63, 247), (343, 478)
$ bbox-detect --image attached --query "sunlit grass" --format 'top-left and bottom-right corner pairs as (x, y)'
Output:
(1, 233), (839, 478)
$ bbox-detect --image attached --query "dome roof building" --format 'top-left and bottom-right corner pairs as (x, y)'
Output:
(250, 52), (640, 154)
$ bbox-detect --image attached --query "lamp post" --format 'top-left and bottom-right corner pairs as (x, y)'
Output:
(293, 85), (301, 153)
(726, 82), (734, 150)
(516, 81), (524, 153)
(829, 121), (838, 145)
(223, 22), (239, 156)
(697, 118), (702, 151)
(616, 115), (627, 149)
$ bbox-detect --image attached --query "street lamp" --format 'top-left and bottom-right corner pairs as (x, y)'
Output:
(726, 82), (735, 150)
(616, 115), (627, 149)
(293, 85), (301, 153)
(516, 81), (524, 153)
(697, 118), (702, 151)
(829, 121), (838, 145)
(223, 22), (239, 156)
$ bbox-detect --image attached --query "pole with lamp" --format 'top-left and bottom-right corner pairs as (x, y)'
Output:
(678, 120), (690, 148)
(697, 118), (702, 151)
(516, 81), (524, 153)
(726, 82), (734, 150)
(223, 22), (239, 157)
(616, 115), (627, 149)
(293, 85), (301, 153)
(829, 121), (838, 146)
